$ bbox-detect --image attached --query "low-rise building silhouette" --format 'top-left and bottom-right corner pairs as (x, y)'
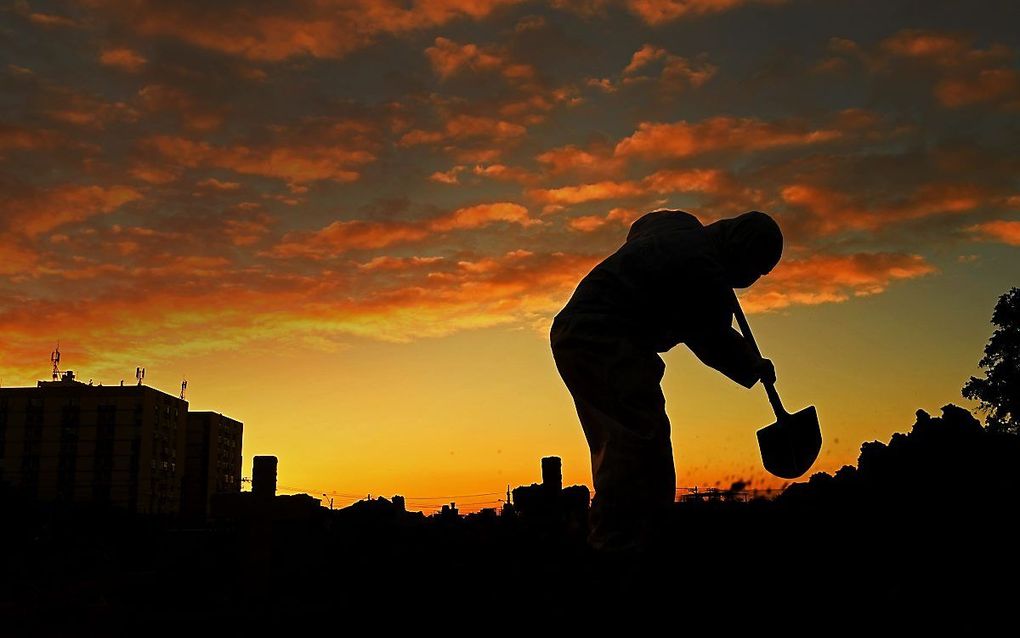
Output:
(542, 456), (562, 493)
(252, 455), (278, 499)
(182, 411), (243, 520)
(512, 456), (590, 533)
(211, 456), (323, 524)
(0, 369), (243, 516)
(0, 371), (189, 514)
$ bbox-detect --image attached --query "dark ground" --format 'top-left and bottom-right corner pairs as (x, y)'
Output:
(2, 404), (1017, 632)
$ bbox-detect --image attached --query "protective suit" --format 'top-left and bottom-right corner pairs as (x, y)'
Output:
(550, 209), (783, 554)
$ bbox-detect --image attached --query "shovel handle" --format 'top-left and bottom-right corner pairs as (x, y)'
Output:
(731, 293), (789, 418)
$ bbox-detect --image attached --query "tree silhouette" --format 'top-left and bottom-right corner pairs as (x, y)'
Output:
(963, 287), (1020, 435)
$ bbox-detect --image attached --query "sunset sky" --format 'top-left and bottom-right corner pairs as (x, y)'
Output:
(2, 0), (1018, 512)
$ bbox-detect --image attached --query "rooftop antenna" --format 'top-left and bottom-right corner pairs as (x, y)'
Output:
(51, 342), (61, 381)
(180, 378), (188, 400)
(136, 366), (145, 386)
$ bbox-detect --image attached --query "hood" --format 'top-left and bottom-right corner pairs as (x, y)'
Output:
(705, 211), (784, 288)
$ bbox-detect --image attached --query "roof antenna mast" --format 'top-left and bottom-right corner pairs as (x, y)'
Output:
(51, 342), (61, 381)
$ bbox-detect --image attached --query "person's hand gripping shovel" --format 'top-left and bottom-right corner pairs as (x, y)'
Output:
(732, 293), (822, 479)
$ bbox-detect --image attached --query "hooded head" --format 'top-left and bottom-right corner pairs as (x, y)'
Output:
(708, 211), (783, 288)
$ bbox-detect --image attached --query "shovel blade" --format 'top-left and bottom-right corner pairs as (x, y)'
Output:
(757, 405), (822, 479)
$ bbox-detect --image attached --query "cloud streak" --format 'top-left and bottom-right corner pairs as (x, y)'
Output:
(743, 252), (937, 312)
(268, 203), (540, 258)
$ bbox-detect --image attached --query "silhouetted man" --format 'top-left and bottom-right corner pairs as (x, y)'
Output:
(550, 209), (783, 555)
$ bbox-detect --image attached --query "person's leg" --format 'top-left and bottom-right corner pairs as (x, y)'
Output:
(595, 335), (675, 553)
(551, 318), (676, 555)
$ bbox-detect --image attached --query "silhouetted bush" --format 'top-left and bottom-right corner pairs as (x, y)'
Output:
(779, 403), (1020, 515)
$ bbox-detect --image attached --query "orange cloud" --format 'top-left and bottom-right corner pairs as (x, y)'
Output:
(44, 91), (138, 129)
(496, 86), (581, 123)
(429, 166), (466, 184)
(223, 210), (274, 246)
(529, 180), (645, 207)
(27, 12), (81, 28)
(567, 215), (609, 232)
(830, 30), (1020, 109)
(426, 37), (533, 82)
(535, 142), (625, 178)
(99, 47), (147, 72)
(0, 244), (38, 276)
(427, 37), (505, 78)
(270, 221), (430, 258)
(268, 202), (539, 258)
(0, 245), (608, 380)
(129, 163), (181, 185)
(881, 30), (968, 60)
(835, 29), (1014, 74)
(429, 202), (539, 231)
(0, 285), (310, 380)
(2, 185), (143, 237)
(357, 256), (446, 271)
(470, 163), (535, 183)
(345, 249), (604, 338)
(399, 79), (578, 162)
(935, 68), (1020, 108)
(450, 148), (504, 164)
(0, 125), (61, 151)
(430, 164), (533, 184)
(622, 44), (716, 88)
(137, 84), (227, 132)
(129, 255), (232, 278)
(12, 3), (83, 29)
(567, 207), (640, 232)
(742, 252), (937, 312)
(966, 220), (1020, 246)
(397, 73), (579, 165)
(626, 0), (753, 24)
(781, 183), (983, 234)
(144, 135), (375, 186)
(196, 178), (241, 191)
(586, 77), (617, 92)
(624, 43), (668, 74)
(399, 115), (527, 148)
(84, 0), (523, 62)
(642, 168), (727, 193)
(528, 168), (727, 207)
(614, 116), (842, 158)
(536, 145), (604, 173)
(5, 71), (136, 133)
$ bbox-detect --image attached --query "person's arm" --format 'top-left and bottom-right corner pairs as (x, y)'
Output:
(681, 281), (770, 387)
(686, 322), (763, 388)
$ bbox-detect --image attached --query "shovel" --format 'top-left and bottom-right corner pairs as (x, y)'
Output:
(732, 295), (822, 479)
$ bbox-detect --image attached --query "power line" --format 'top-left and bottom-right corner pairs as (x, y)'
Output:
(274, 483), (502, 501)
(403, 492), (501, 500)
(412, 500), (502, 508)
